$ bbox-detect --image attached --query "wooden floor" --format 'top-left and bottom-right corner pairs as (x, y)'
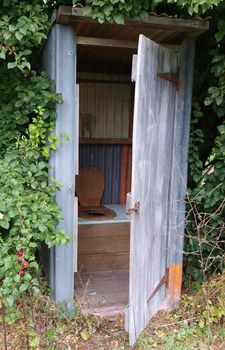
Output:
(74, 270), (129, 315)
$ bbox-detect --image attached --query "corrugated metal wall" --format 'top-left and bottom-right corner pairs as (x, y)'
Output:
(79, 144), (123, 204)
(79, 73), (132, 138)
(78, 73), (132, 204)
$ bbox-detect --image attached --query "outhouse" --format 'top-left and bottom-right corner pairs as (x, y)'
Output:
(42, 6), (208, 345)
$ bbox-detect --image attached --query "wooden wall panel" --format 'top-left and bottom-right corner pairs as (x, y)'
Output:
(78, 222), (130, 271)
(78, 253), (129, 272)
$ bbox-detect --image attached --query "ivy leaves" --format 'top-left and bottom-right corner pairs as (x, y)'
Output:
(0, 1), (67, 319)
(0, 141), (70, 248)
(73, 0), (223, 23)
(0, 69), (62, 152)
(0, 1), (48, 71)
(76, 0), (153, 24)
(0, 136), (71, 317)
(167, 0), (224, 15)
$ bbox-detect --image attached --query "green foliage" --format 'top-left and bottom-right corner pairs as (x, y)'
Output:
(183, 3), (225, 287)
(0, 0), (48, 70)
(0, 114), (71, 321)
(0, 0), (71, 320)
(166, 0), (223, 15)
(72, 0), (223, 23)
(137, 273), (225, 349)
(75, 0), (156, 24)
(0, 68), (62, 152)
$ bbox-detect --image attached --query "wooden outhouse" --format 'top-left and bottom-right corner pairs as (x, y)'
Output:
(42, 6), (208, 345)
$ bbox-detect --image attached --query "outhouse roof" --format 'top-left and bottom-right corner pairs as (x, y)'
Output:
(56, 5), (209, 72)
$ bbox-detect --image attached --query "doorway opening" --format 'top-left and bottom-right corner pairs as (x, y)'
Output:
(74, 47), (135, 315)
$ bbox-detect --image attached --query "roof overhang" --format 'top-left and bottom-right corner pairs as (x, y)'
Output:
(56, 6), (209, 73)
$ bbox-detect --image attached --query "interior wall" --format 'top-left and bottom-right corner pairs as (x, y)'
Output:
(78, 73), (132, 138)
(79, 144), (122, 204)
(78, 72), (132, 204)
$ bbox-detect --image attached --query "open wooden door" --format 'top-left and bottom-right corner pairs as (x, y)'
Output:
(127, 35), (179, 345)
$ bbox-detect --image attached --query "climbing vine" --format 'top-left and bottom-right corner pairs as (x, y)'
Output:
(0, 0), (71, 320)
(185, 4), (225, 287)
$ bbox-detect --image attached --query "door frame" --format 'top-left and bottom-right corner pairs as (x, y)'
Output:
(43, 23), (195, 338)
(42, 24), (77, 305)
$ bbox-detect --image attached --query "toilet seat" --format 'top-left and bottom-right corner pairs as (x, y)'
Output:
(78, 206), (116, 220)
(76, 167), (116, 220)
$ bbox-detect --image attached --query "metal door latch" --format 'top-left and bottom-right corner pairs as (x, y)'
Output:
(126, 201), (140, 215)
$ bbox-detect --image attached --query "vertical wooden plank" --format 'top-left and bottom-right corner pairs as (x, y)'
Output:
(120, 145), (129, 204)
(167, 264), (183, 304)
(166, 38), (195, 308)
(75, 85), (79, 175)
(128, 86), (134, 139)
(128, 34), (179, 345)
(42, 24), (77, 305)
(74, 196), (78, 273)
(126, 145), (132, 194)
(74, 85), (79, 272)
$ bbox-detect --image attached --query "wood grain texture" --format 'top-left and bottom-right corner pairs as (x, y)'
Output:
(128, 35), (178, 345)
(75, 270), (129, 314)
(42, 24), (76, 304)
(167, 264), (183, 307)
(76, 167), (104, 206)
(77, 36), (137, 49)
(78, 253), (129, 272)
(167, 38), (196, 268)
(79, 138), (132, 144)
(75, 85), (79, 175)
(57, 6), (209, 35)
(74, 197), (78, 273)
(78, 222), (130, 271)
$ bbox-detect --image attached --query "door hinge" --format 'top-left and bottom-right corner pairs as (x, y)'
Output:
(126, 201), (140, 215)
(126, 192), (140, 215)
(147, 268), (169, 303)
(157, 67), (180, 91)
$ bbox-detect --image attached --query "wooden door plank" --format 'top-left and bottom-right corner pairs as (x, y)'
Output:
(128, 34), (179, 345)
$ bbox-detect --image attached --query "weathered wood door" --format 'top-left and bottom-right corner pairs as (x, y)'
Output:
(127, 34), (179, 345)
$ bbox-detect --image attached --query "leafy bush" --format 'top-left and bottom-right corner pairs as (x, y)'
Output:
(0, 0), (71, 320)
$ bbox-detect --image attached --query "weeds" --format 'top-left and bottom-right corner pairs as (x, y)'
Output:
(0, 272), (224, 349)
(0, 294), (101, 349)
(137, 272), (225, 350)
